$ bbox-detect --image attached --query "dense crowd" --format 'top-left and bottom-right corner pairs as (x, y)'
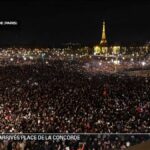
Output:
(0, 59), (150, 133)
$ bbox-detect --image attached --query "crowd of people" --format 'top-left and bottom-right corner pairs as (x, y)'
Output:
(0, 52), (150, 149)
(0, 59), (150, 133)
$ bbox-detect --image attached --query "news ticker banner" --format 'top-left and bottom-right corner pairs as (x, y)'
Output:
(0, 133), (149, 141)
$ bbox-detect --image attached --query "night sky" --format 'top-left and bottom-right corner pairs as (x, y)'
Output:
(0, 0), (150, 46)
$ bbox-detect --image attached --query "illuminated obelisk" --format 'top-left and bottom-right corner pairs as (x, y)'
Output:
(94, 21), (108, 55)
(100, 21), (107, 46)
(100, 21), (108, 54)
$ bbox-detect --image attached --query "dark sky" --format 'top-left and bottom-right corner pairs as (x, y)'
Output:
(0, 0), (150, 46)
